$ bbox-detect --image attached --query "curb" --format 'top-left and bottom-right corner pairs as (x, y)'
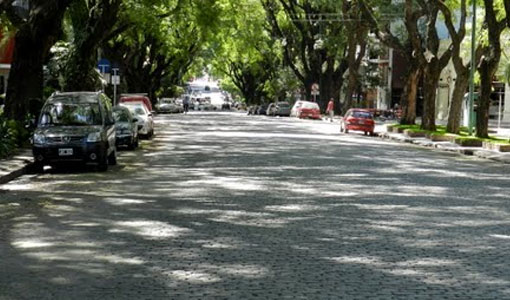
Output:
(379, 132), (510, 164)
(0, 151), (34, 185)
(0, 162), (33, 185)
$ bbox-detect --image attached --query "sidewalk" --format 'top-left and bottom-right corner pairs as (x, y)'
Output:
(378, 126), (510, 164)
(322, 115), (510, 164)
(0, 148), (34, 185)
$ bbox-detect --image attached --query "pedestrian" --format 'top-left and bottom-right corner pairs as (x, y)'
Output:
(183, 96), (190, 114)
(326, 98), (334, 122)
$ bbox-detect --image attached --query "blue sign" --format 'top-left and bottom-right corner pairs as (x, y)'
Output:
(97, 58), (111, 73)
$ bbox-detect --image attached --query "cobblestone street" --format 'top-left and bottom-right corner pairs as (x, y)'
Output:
(1, 112), (510, 299)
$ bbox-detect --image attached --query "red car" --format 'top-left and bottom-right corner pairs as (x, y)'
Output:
(119, 94), (153, 112)
(297, 101), (321, 120)
(340, 108), (375, 135)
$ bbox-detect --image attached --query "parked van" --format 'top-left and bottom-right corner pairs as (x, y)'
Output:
(119, 94), (153, 112)
(32, 92), (117, 172)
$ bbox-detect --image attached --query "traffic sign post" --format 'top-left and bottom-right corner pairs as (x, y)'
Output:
(112, 68), (120, 105)
(97, 58), (111, 74)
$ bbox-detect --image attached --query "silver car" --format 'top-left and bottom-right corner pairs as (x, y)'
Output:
(156, 98), (184, 113)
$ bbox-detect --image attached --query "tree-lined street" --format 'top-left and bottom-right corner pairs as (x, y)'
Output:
(1, 112), (510, 299)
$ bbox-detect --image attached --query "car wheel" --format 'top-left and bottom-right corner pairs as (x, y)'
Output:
(108, 149), (117, 166)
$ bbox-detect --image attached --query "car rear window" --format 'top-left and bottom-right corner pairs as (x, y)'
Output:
(302, 102), (319, 109)
(121, 104), (146, 115)
(39, 103), (102, 126)
(352, 111), (373, 119)
(113, 109), (131, 122)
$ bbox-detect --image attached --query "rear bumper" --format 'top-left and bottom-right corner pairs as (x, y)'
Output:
(346, 124), (374, 132)
(33, 142), (107, 165)
(116, 134), (134, 146)
(299, 113), (321, 119)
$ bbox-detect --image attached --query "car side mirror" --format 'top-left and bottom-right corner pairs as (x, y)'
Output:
(132, 118), (138, 123)
(148, 113), (153, 117)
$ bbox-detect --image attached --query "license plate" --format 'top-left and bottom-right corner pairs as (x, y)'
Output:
(359, 120), (365, 124)
(58, 148), (73, 156)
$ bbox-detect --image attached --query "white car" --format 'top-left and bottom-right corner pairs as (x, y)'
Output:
(120, 102), (154, 138)
(290, 100), (305, 117)
(156, 98), (183, 113)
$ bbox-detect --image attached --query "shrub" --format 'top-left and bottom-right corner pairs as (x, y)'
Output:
(0, 115), (18, 159)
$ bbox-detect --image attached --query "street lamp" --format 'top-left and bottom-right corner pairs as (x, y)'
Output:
(468, 1), (477, 135)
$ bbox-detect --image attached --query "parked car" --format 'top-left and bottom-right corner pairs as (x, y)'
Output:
(296, 101), (321, 119)
(340, 108), (375, 135)
(32, 91), (117, 172)
(257, 104), (269, 115)
(156, 98), (183, 113)
(113, 106), (139, 149)
(247, 105), (257, 115)
(290, 100), (305, 117)
(197, 98), (215, 111)
(221, 101), (231, 110)
(119, 94), (153, 112)
(120, 102), (154, 138)
(274, 101), (291, 116)
(266, 103), (277, 116)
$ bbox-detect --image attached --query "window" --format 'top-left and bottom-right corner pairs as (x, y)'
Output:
(39, 103), (102, 126)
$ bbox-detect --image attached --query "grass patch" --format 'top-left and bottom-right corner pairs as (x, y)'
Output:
(389, 124), (510, 145)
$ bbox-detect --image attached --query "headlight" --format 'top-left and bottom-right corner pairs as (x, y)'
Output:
(33, 133), (46, 145)
(87, 132), (104, 142)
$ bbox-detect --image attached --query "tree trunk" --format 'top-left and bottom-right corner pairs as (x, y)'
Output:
(63, 45), (101, 91)
(421, 62), (441, 131)
(321, 72), (343, 113)
(4, 1), (71, 120)
(476, 60), (497, 138)
(4, 27), (44, 120)
(400, 67), (420, 125)
(343, 71), (357, 112)
(446, 70), (469, 133)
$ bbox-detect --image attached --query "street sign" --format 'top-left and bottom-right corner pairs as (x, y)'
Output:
(97, 58), (111, 73)
(311, 83), (320, 102)
(112, 75), (120, 85)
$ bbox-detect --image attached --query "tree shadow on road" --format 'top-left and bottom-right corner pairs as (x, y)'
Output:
(1, 112), (510, 299)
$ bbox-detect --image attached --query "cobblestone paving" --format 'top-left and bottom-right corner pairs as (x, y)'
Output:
(1, 112), (510, 299)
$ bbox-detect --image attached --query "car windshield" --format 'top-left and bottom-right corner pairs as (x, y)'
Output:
(161, 99), (174, 104)
(39, 103), (101, 126)
(352, 111), (373, 119)
(277, 102), (290, 107)
(113, 109), (131, 122)
(123, 105), (146, 116)
(302, 103), (319, 109)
